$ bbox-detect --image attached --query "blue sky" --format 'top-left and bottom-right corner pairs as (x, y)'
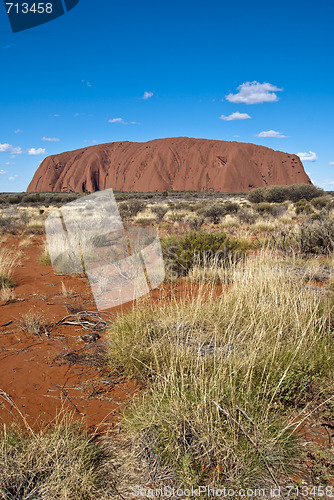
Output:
(0, 0), (333, 192)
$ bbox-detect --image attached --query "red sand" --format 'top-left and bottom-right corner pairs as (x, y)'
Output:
(0, 236), (140, 432)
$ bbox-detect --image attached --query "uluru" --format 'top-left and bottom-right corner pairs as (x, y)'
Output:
(27, 137), (311, 193)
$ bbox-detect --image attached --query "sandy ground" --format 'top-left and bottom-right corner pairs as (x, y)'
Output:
(0, 235), (139, 432)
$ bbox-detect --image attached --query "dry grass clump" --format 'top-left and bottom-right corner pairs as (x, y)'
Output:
(19, 311), (49, 338)
(60, 281), (75, 298)
(106, 256), (334, 487)
(221, 214), (240, 229)
(0, 287), (16, 303)
(38, 241), (52, 266)
(251, 220), (277, 232)
(0, 416), (106, 499)
(0, 247), (19, 288)
(18, 236), (34, 248)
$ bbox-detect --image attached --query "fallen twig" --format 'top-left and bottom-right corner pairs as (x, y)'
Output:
(51, 382), (85, 416)
(0, 389), (35, 436)
(56, 310), (114, 331)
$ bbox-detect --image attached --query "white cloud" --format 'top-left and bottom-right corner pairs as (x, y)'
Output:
(14, 129), (21, 134)
(27, 148), (47, 156)
(108, 118), (126, 124)
(5, 161), (14, 165)
(226, 81), (283, 104)
(0, 143), (23, 154)
(81, 79), (92, 87)
(42, 136), (60, 142)
(315, 179), (334, 190)
(142, 91), (153, 100)
(256, 130), (287, 138)
(220, 112), (251, 121)
(0, 170), (7, 175)
(49, 114), (61, 117)
(297, 151), (317, 162)
(329, 162), (334, 165)
(9, 174), (18, 180)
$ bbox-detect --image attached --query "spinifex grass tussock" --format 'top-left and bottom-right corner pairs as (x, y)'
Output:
(38, 240), (52, 266)
(0, 287), (16, 303)
(106, 256), (334, 487)
(19, 311), (49, 338)
(0, 247), (19, 288)
(0, 414), (110, 500)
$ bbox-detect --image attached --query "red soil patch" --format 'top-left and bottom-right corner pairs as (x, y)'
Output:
(0, 236), (140, 432)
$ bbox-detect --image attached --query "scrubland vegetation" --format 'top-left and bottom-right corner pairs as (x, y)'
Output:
(106, 255), (334, 488)
(1, 184), (334, 495)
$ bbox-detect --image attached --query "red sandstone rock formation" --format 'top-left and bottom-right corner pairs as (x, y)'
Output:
(27, 137), (310, 193)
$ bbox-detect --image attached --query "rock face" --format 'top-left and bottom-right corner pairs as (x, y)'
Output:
(27, 137), (311, 193)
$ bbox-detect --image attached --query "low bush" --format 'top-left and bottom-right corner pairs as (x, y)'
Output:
(187, 215), (205, 231)
(271, 218), (334, 255)
(151, 205), (168, 222)
(294, 199), (314, 215)
(297, 219), (334, 255)
(161, 230), (247, 277)
(201, 204), (226, 224)
(118, 200), (146, 219)
(24, 224), (45, 235)
(254, 202), (279, 216)
(238, 207), (257, 224)
(247, 184), (324, 204)
(223, 201), (239, 214)
(311, 196), (330, 209)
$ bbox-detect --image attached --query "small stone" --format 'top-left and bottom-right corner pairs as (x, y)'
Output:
(81, 333), (100, 343)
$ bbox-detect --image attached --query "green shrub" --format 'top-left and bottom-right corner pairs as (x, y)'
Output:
(262, 185), (287, 203)
(294, 199), (314, 215)
(287, 184), (324, 202)
(311, 196), (330, 209)
(247, 188), (266, 203)
(8, 195), (21, 204)
(24, 224), (45, 235)
(187, 215), (204, 231)
(223, 201), (239, 214)
(151, 205), (168, 222)
(254, 202), (283, 216)
(247, 184), (324, 204)
(161, 230), (246, 277)
(118, 200), (145, 219)
(297, 219), (334, 254)
(201, 204), (226, 224)
(238, 208), (257, 224)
